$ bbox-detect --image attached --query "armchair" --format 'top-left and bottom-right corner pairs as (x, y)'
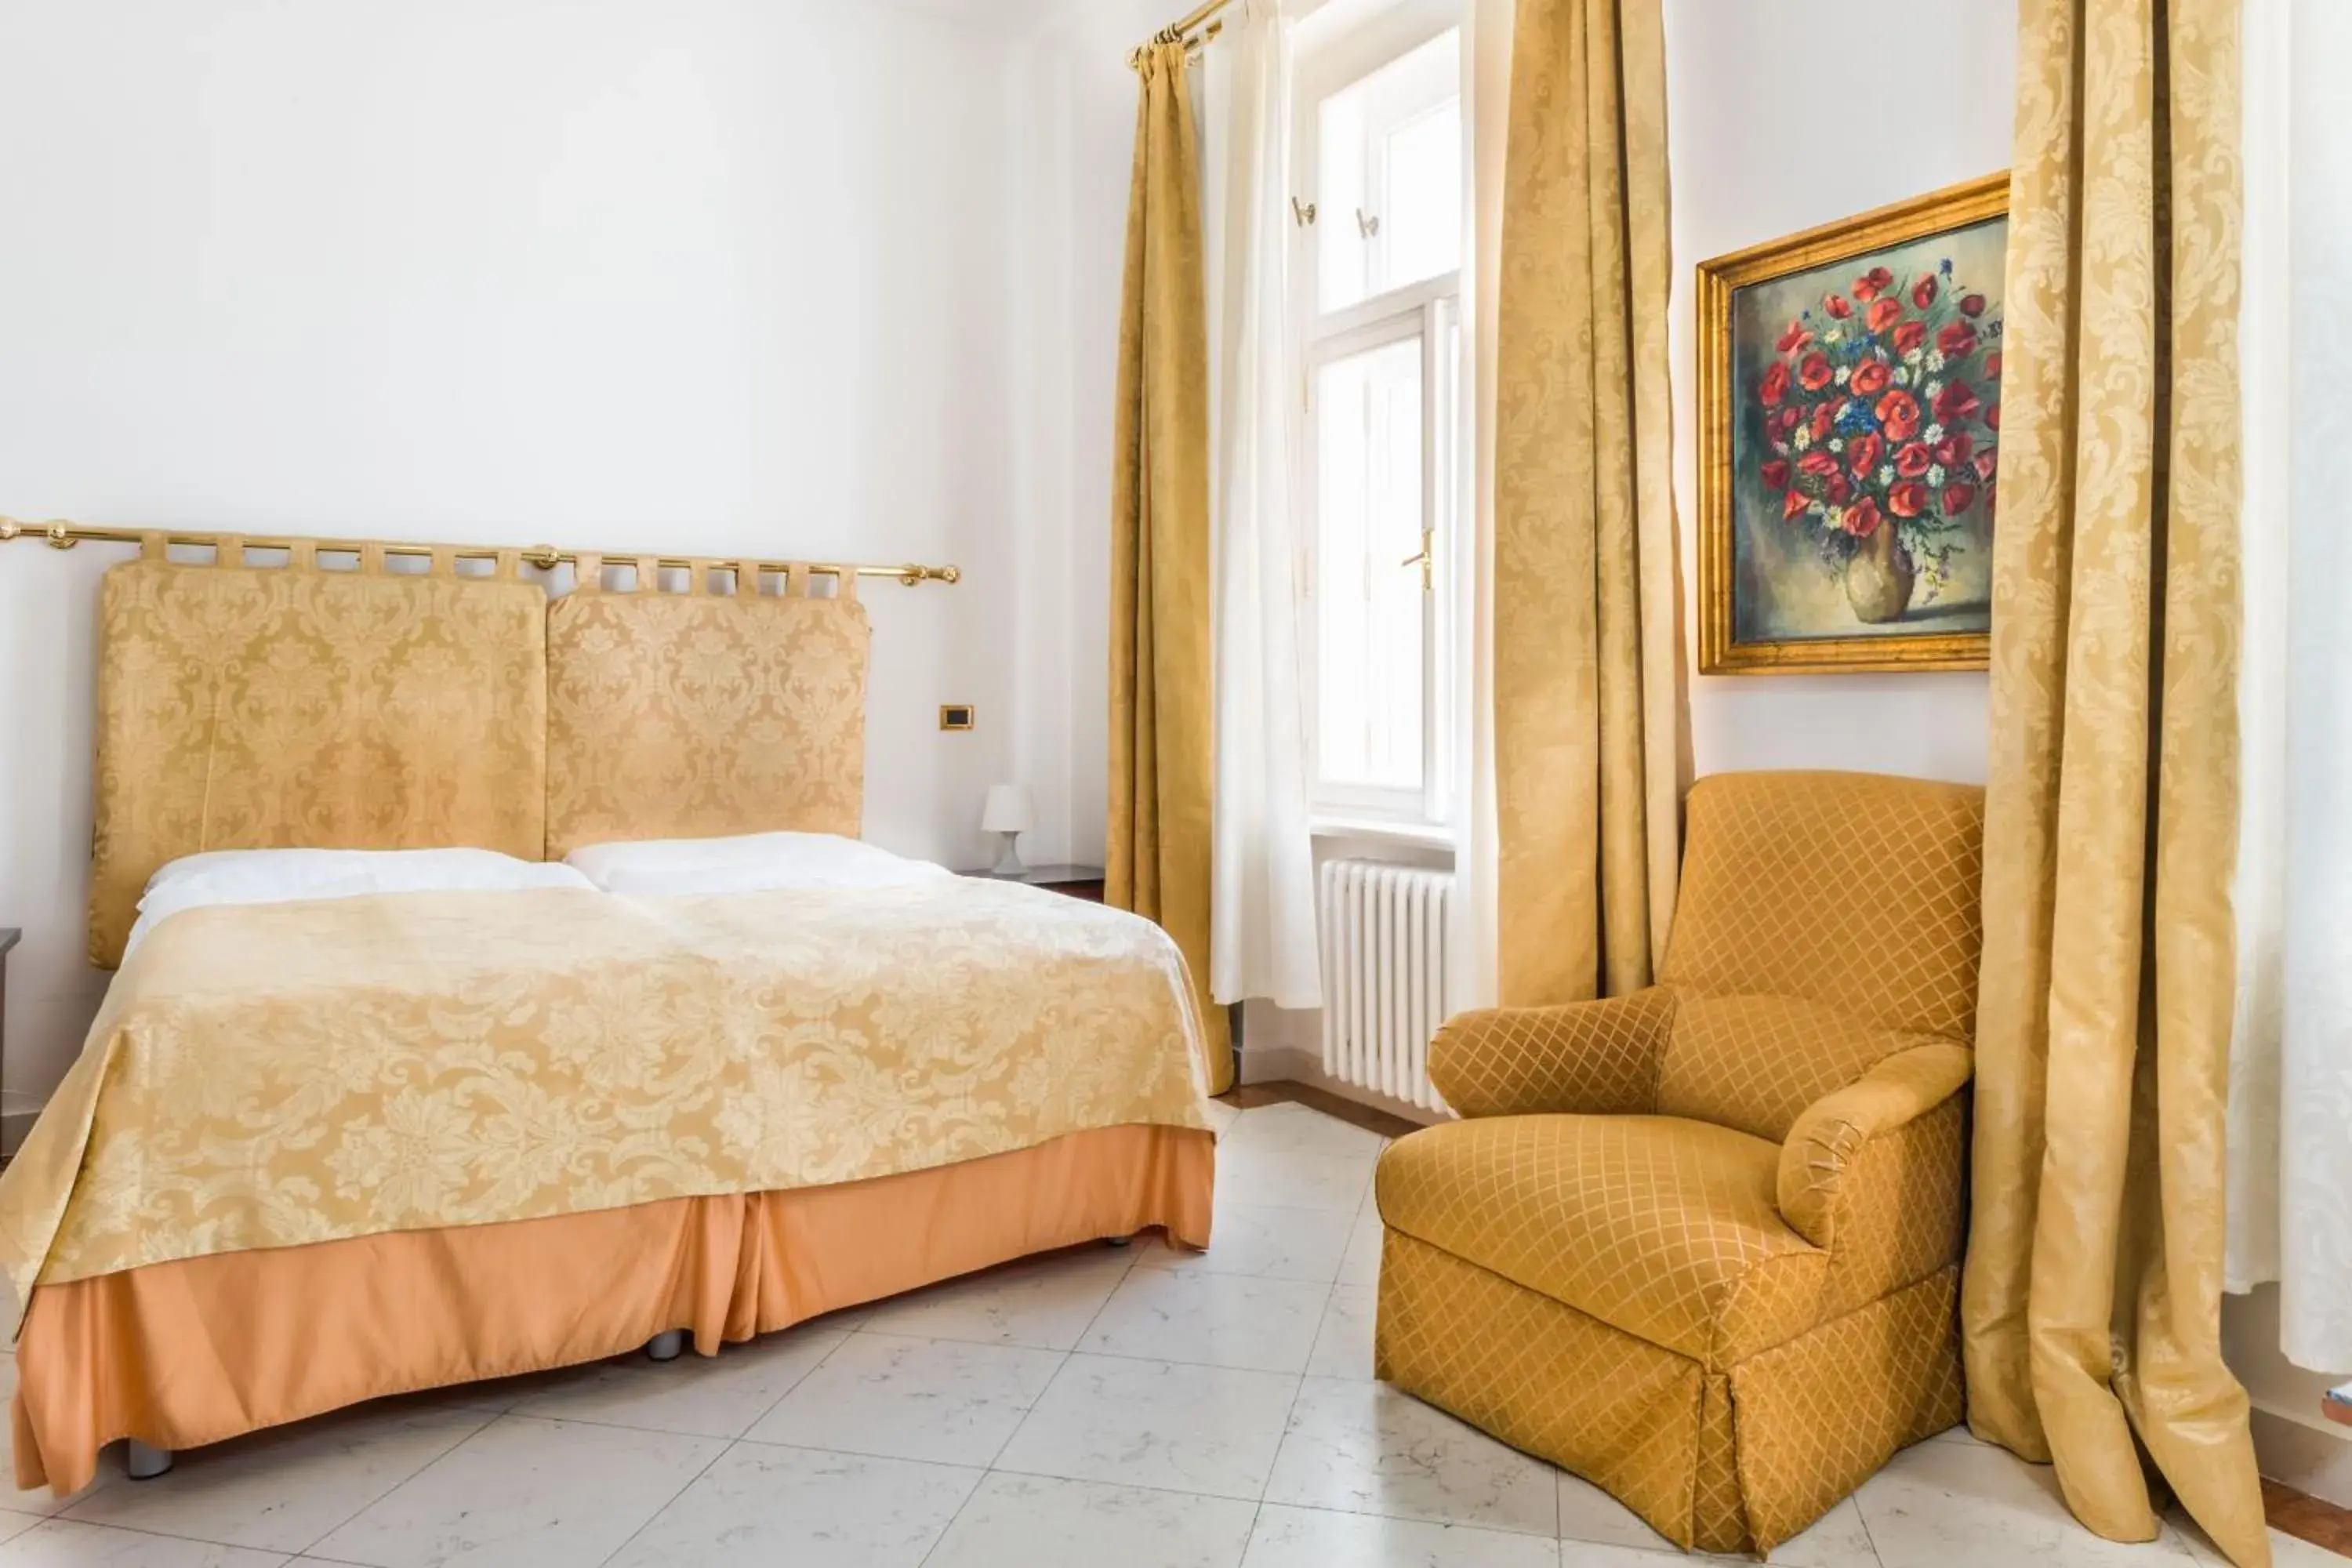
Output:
(1373, 771), (1984, 1555)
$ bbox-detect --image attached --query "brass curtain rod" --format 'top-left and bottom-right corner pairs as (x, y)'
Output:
(0, 517), (962, 586)
(1136, 0), (1232, 57)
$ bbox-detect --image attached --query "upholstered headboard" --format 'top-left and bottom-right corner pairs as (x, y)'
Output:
(89, 543), (549, 967)
(85, 542), (877, 966)
(544, 557), (870, 857)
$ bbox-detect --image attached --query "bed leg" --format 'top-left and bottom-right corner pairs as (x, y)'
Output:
(125, 1440), (174, 1481)
(644, 1330), (688, 1363)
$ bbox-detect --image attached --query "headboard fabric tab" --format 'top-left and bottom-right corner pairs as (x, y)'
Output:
(87, 558), (549, 967)
(546, 589), (870, 856)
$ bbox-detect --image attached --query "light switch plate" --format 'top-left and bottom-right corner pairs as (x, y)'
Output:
(939, 704), (975, 731)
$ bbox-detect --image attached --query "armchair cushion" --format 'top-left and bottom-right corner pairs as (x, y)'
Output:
(1776, 1041), (1974, 1248)
(1426, 988), (1676, 1119)
(1377, 1114), (1828, 1369)
(1657, 993), (1953, 1144)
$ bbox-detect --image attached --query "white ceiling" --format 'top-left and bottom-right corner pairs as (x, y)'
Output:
(877, 0), (1090, 33)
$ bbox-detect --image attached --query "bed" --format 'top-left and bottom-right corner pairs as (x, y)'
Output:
(0, 539), (1216, 1494)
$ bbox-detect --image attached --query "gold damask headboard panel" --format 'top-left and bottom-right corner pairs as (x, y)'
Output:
(545, 556), (870, 857)
(88, 540), (550, 967)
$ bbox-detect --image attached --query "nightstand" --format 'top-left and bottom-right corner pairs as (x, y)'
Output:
(964, 865), (1107, 902)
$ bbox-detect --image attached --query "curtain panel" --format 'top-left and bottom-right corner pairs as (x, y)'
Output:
(1109, 40), (1231, 1091)
(1204, 2), (1322, 1014)
(1959, 1), (2267, 1563)
(1490, 0), (1685, 1009)
(2223, 0), (2352, 1377)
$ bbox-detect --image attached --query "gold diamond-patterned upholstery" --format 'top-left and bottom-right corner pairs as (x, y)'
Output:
(1377, 1229), (1720, 1546)
(1730, 1267), (1965, 1548)
(1778, 1040), (1973, 1249)
(1819, 1093), (1968, 1321)
(1426, 989), (1676, 1119)
(1377, 1116), (1825, 1368)
(1657, 992), (1949, 1144)
(1376, 770), (1983, 1554)
(1661, 771), (1984, 1040)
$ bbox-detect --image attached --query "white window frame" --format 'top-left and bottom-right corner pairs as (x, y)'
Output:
(1294, 0), (1464, 829)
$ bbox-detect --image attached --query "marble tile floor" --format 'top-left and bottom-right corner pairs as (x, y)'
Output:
(0, 1099), (2332, 1567)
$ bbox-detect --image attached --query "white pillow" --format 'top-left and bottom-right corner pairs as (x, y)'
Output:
(564, 832), (951, 896)
(127, 848), (595, 956)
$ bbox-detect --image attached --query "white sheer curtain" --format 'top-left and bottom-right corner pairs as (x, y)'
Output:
(2224, 0), (2352, 1374)
(1452, 0), (1512, 1014)
(1205, 0), (1321, 1010)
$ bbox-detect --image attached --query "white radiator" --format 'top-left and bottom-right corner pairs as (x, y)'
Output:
(1318, 859), (1456, 1112)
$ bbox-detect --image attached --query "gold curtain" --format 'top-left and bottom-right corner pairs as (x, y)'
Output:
(1109, 40), (1229, 1093)
(1960, 2), (2267, 1563)
(1492, 0), (1685, 1007)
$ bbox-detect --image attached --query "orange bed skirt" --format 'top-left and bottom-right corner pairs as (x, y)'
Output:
(13, 1123), (1214, 1495)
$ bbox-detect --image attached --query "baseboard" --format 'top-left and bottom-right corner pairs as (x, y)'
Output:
(2254, 1405), (2352, 1510)
(1, 1109), (37, 1160)
(1236, 1044), (1446, 1129)
(1236, 1041), (1316, 1087)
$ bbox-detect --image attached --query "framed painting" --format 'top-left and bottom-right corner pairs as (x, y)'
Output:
(1697, 172), (2009, 674)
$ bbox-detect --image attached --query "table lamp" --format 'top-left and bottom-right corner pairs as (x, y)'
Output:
(982, 784), (1034, 876)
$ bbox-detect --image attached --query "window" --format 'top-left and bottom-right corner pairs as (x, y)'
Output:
(1296, 6), (1463, 826)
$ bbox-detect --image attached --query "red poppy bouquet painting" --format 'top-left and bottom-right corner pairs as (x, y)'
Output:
(1699, 174), (2008, 673)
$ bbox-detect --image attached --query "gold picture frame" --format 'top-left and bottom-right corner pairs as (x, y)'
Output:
(1698, 172), (2009, 675)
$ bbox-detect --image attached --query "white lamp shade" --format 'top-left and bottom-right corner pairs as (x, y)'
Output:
(982, 783), (1035, 835)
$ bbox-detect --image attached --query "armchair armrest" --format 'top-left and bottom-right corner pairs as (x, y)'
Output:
(1428, 987), (1678, 1119)
(1777, 1041), (1973, 1247)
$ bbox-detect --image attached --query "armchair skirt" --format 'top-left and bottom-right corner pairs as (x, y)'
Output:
(1375, 1115), (1966, 1553)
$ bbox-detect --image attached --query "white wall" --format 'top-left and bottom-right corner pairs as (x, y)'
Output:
(0, 0), (1065, 1100)
(1017, 0), (1173, 874)
(1664, 0), (2012, 784)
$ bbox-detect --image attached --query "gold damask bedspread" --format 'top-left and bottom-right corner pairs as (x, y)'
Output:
(0, 880), (1212, 1327)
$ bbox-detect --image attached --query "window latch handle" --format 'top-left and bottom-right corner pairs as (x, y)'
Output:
(1292, 197), (1318, 227)
(1400, 529), (1434, 593)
